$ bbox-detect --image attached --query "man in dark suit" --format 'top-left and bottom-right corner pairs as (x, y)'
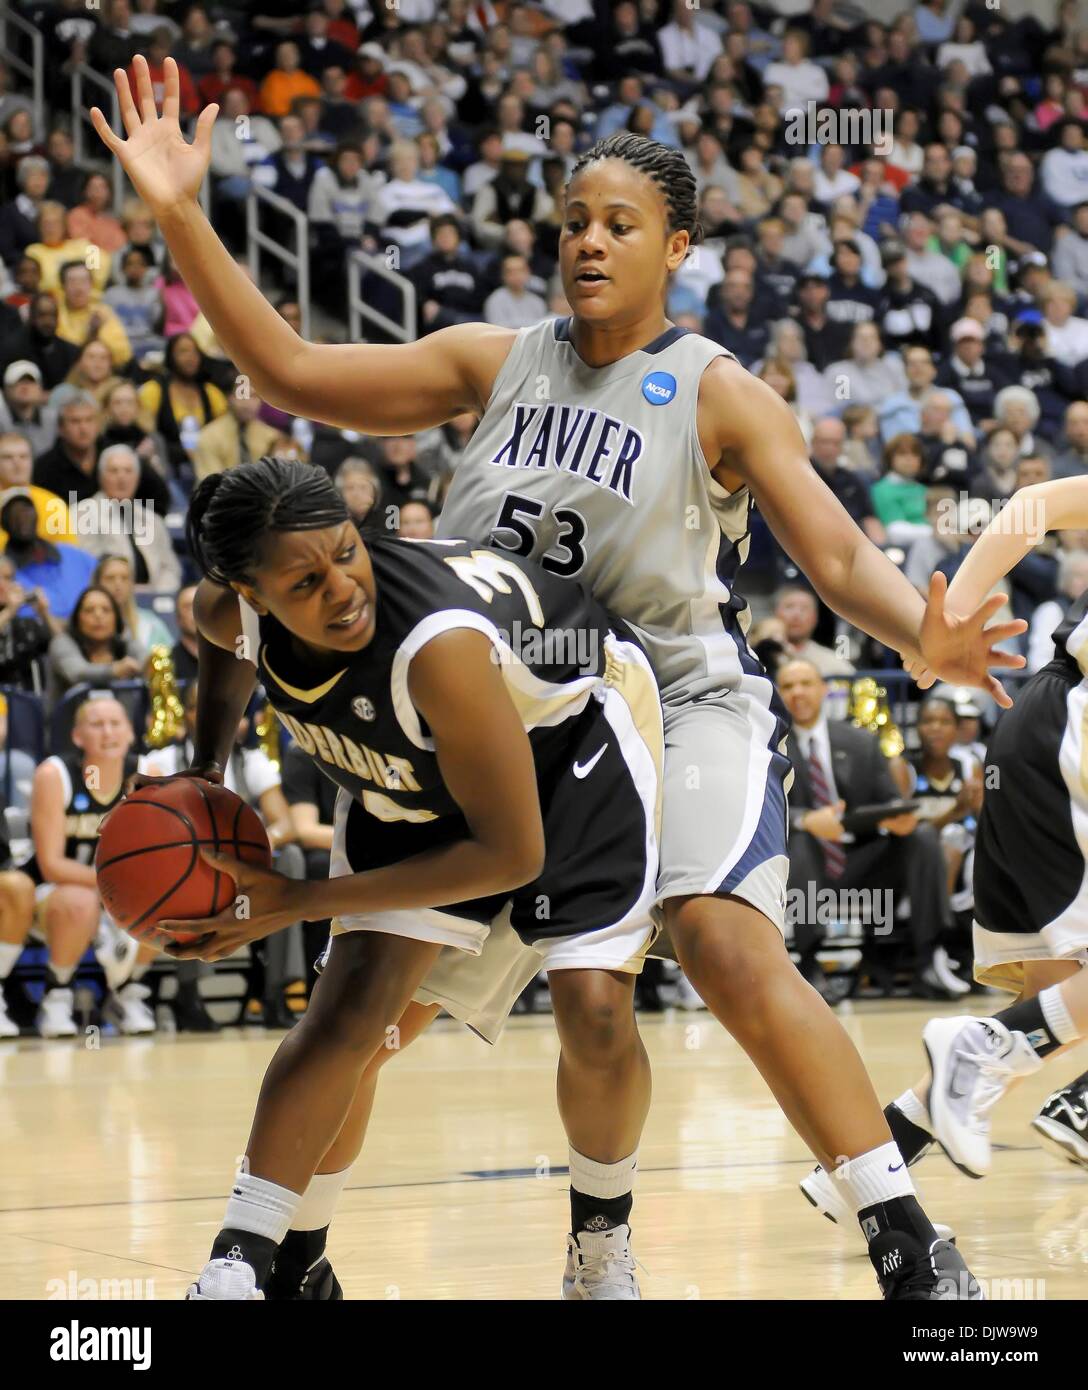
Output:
(779, 660), (965, 1000)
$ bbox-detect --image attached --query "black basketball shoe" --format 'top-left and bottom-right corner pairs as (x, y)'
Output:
(265, 1255), (343, 1301)
(1032, 1076), (1088, 1170)
(868, 1232), (984, 1300)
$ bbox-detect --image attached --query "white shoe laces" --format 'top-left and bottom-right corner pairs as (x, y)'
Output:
(578, 1246), (638, 1294)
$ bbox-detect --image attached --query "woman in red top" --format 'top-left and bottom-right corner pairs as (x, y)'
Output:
(197, 39), (260, 110)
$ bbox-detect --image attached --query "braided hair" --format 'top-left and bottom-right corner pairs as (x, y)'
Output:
(187, 457), (350, 588)
(568, 132), (703, 248)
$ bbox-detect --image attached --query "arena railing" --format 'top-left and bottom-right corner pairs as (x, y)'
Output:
(0, 10), (44, 140)
(246, 184), (311, 339)
(72, 63), (125, 209)
(347, 248), (417, 344)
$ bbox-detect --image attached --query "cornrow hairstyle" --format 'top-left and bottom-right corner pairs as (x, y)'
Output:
(568, 132), (704, 248)
(187, 457), (351, 587)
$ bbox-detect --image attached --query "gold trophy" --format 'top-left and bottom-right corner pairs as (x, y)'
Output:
(848, 676), (905, 758)
(255, 698), (281, 774)
(145, 645), (187, 749)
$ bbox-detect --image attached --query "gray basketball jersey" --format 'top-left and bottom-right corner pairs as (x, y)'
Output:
(436, 316), (757, 702)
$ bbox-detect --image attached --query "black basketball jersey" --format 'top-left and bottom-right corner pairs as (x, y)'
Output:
(1052, 588), (1088, 676)
(246, 537), (631, 824)
(22, 751), (138, 885)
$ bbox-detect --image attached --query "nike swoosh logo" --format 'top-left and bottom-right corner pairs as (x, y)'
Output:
(888, 1163), (904, 1172)
(573, 746), (608, 779)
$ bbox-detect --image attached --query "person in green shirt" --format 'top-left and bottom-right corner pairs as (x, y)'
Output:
(872, 433), (932, 548)
(927, 206), (973, 275)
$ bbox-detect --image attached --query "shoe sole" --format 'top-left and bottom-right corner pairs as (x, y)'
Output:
(799, 1174), (847, 1227)
(800, 1172), (957, 1246)
(1031, 1115), (1088, 1169)
(923, 1028), (986, 1181)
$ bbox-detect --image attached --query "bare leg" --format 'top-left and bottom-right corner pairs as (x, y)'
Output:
(244, 932), (441, 1194)
(42, 885), (98, 970)
(549, 968), (649, 1162)
(0, 871), (34, 946)
(315, 1001), (441, 1174)
(667, 894), (889, 1170)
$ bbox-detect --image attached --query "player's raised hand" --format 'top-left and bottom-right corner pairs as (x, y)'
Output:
(90, 55), (217, 217)
(917, 571), (1027, 708)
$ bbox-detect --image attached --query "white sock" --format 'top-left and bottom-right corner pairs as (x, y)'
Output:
(47, 962), (75, 987)
(0, 941), (21, 980)
(1039, 983), (1080, 1045)
(222, 1173), (301, 1245)
(568, 1146), (637, 1201)
(291, 1168), (351, 1232)
(834, 1141), (916, 1214)
(895, 1086), (932, 1132)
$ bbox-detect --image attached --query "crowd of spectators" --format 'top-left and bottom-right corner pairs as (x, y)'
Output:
(1, 0), (1088, 1031)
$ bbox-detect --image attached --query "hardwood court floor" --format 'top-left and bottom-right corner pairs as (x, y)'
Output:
(2, 1000), (1086, 1300)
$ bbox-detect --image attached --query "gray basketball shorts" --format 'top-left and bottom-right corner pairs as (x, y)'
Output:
(654, 686), (792, 939)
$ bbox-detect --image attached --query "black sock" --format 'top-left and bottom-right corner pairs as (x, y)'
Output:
(993, 996), (1065, 1058)
(210, 1227), (279, 1285)
(272, 1225), (328, 1274)
(857, 1194), (938, 1249)
(570, 1187), (632, 1234)
(884, 1101), (933, 1163)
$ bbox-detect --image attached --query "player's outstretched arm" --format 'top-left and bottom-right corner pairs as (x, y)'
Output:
(705, 360), (1026, 704)
(945, 478), (1088, 615)
(904, 477), (1088, 690)
(91, 57), (511, 433)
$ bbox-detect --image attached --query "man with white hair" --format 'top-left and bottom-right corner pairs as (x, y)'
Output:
(918, 390), (976, 484)
(994, 385), (1054, 465)
(77, 444), (182, 590)
(1041, 281), (1088, 367)
(373, 140), (457, 268)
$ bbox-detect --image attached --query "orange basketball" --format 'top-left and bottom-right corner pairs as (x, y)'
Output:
(95, 779), (272, 942)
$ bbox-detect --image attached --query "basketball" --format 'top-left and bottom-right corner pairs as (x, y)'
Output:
(95, 779), (272, 943)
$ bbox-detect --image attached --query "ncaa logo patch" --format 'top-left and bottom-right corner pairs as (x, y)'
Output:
(352, 695), (376, 722)
(641, 371), (676, 406)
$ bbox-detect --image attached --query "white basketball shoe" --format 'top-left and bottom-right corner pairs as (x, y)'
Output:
(37, 988), (78, 1038)
(924, 1015), (1042, 1177)
(186, 1255), (265, 1300)
(562, 1224), (640, 1299)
